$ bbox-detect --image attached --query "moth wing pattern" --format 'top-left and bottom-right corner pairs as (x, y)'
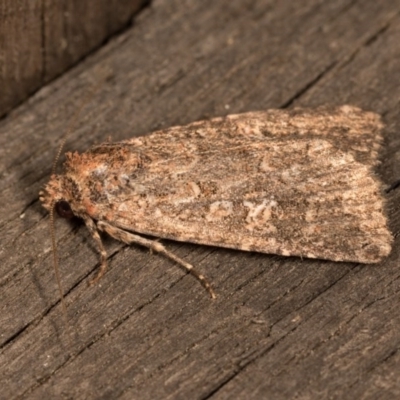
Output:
(65, 105), (392, 264)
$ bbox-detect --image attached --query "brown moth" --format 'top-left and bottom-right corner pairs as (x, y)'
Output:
(40, 105), (393, 300)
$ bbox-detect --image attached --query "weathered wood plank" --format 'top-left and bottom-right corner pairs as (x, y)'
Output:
(1, 0), (400, 399)
(0, 0), (147, 117)
(0, 0), (43, 118)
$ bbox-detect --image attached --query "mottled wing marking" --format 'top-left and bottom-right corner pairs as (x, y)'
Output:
(71, 106), (391, 264)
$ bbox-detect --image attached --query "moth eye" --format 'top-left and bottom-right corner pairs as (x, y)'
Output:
(55, 200), (74, 219)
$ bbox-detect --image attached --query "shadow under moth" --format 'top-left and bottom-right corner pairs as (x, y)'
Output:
(40, 105), (393, 302)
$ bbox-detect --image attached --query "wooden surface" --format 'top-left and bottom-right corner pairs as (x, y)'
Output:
(1, 0), (400, 398)
(0, 0), (147, 118)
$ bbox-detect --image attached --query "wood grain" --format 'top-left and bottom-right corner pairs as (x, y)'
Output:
(1, 0), (400, 398)
(0, 0), (147, 117)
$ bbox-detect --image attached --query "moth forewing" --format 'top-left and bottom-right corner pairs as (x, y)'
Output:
(41, 105), (392, 300)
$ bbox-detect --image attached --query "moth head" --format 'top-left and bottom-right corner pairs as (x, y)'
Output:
(39, 174), (80, 219)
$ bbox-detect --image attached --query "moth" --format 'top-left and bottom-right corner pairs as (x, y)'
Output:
(40, 105), (393, 301)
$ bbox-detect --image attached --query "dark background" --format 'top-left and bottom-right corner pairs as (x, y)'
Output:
(1, 1), (400, 398)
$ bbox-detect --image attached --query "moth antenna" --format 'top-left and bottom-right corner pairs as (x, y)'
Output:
(52, 137), (68, 175)
(51, 99), (86, 175)
(51, 78), (106, 175)
(46, 71), (113, 348)
(51, 94), (90, 175)
(49, 202), (68, 319)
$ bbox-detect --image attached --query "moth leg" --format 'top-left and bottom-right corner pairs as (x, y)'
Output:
(97, 221), (216, 299)
(82, 216), (109, 285)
